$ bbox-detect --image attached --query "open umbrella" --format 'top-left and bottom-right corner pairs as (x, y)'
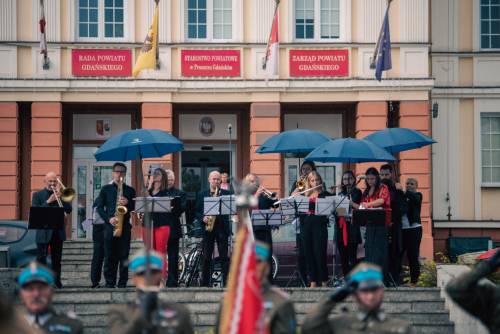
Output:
(94, 128), (183, 162)
(256, 129), (330, 154)
(364, 128), (436, 154)
(304, 138), (396, 163)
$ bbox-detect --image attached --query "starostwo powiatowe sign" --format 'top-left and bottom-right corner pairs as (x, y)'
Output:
(289, 49), (349, 77)
(181, 49), (241, 77)
(72, 49), (132, 77)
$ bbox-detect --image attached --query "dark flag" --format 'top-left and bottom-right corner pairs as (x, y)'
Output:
(375, 8), (391, 81)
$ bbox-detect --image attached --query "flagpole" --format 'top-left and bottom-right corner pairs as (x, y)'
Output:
(155, 0), (160, 69)
(370, 0), (392, 69)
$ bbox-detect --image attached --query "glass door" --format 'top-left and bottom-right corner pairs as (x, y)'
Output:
(284, 158), (341, 195)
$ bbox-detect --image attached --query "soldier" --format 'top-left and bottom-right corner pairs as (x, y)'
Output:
(446, 248), (500, 333)
(302, 262), (414, 334)
(17, 262), (83, 334)
(215, 241), (297, 334)
(108, 248), (194, 334)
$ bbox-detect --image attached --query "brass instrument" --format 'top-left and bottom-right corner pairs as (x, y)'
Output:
(295, 176), (307, 192)
(113, 177), (128, 238)
(50, 186), (64, 208)
(205, 187), (219, 232)
(261, 187), (278, 200)
(56, 178), (76, 202)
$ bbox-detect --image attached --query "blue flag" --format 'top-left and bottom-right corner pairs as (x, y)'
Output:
(375, 9), (392, 81)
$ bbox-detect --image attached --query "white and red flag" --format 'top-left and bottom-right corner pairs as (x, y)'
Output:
(39, 0), (49, 67)
(218, 207), (267, 334)
(262, 0), (280, 77)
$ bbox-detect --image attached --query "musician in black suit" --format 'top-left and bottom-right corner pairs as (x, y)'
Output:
(244, 173), (276, 282)
(195, 171), (231, 287)
(31, 172), (72, 289)
(95, 162), (135, 288)
(163, 169), (187, 287)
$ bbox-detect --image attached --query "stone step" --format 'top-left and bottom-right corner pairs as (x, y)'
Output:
(62, 241), (143, 248)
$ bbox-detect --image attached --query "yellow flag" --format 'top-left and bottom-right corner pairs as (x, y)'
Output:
(133, 0), (159, 77)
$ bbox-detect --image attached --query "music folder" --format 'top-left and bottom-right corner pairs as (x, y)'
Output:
(28, 207), (65, 230)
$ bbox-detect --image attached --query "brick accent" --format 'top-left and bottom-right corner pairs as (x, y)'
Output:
(141, 103), (174, 173)
(31, 103), (62, 197)
(250, 103), (282, 196)
(399, 101), (433, 260)
(0, 103), (18, 219)
(355, 102), (388, 176)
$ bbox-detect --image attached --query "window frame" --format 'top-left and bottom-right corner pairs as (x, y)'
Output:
(184, 0), (237, 42)
(293, 0), (348, 42)
(76, 0), (127, 42)
(480, 112), (500, 187)
(480, 0), (500, 50)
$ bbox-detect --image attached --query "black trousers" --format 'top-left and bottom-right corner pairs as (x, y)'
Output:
(91, 224), (105, 286)
(402, 226), (422, 284)
(36, 232), (63, 285)
(301, 218), (328, 285)
(103, 224), (131, 287)
(365, 225), (388, 278)
(296, 234), (308, 285)
(254, 228), (273, 283)
(166, 236), (180, 287)
(388, 222), (403, 285)
(201, 232), (229, 287)
(337, 241), (358, 277)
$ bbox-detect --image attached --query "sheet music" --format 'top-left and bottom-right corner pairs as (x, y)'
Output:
(203, 197), (220, 216)
(279, 196), (309, 215)
(332, 195), (350, 216)
(135, 197), (172, 213)
(251, 209), (282, 226)
(220, 195), (237, 215)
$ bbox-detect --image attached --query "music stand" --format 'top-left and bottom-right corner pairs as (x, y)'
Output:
(135, 196), (174, 248)
(315, 196), (335, 216)
(220, 195), (237, 216)
(28, 207), (65, 230)
(251, 209), (283, 228)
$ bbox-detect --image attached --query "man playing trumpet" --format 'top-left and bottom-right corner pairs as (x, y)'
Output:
(31, 172), (72, 289)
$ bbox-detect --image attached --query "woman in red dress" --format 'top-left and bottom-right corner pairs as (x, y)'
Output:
(353, 167), (391, 226)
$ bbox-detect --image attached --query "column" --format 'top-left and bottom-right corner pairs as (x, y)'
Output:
(355, 101), (388, 175)
(399, 101), (433, 260)
(31, 102), (62, 197)
(141, 102), (173, 170)
(250, 103), (282, 196)
(0, 103), (18, 219)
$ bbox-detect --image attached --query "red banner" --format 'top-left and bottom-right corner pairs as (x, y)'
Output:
(72, 49), (132, 77)
(181, 50), (241, 77)
(289, 49), (349, 77)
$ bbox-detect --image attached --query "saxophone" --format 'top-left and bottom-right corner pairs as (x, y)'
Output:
(113, 177), (128, 238)
(205, 187), (219, 232)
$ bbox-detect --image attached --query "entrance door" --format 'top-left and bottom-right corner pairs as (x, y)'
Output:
(180, 144), (235, 226)
(72, 146), (131, 240)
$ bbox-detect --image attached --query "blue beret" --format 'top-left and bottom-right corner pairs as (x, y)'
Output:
(348, 262), (384, 290)
(18, 262), (55, 287)
(129, 249), (163, 274)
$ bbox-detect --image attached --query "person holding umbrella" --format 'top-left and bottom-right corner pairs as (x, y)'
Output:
(95, 162), (136, 288)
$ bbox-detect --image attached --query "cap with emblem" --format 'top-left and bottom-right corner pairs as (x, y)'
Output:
(347, 262), (384, 291)
(18, 261), (55, 287)
(129, 248), (164, 275)
(255, 241), (270, 262)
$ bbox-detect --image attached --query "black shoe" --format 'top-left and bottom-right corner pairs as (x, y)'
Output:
(105, 284), (116, 288)
(117, 284), (127, 288)
(91, 283), (100, 289)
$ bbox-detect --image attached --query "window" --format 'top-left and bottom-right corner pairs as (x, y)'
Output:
(78, 0), (125, 40)
(481, 114), (500, 184)
(186, 0), (232, 40)
(295, 0), (341, 40)
(480, 0), (500, 49)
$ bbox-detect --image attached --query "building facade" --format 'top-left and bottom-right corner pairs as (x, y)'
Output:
(0, 0), (434, 257)
(431, 0), (500, 253)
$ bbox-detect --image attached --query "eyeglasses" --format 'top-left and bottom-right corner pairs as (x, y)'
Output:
(113, 169), (126, 174)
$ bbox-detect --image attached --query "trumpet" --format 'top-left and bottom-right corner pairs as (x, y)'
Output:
(261, 187), (278, 199)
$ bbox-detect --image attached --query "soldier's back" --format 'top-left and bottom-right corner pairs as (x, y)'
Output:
(328, 313), (413, 334)
(263, 285), (297, 334)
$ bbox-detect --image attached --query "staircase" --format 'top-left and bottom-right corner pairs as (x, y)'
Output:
(46, 241), (457, 333)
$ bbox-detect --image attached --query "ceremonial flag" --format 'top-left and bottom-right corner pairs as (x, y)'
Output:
(218, 212), (267, 334)
(371, 1), (392, 81)
(39, 0), (48, 67)
(133, 0), (160, 77)
(262, 0), (280, 77)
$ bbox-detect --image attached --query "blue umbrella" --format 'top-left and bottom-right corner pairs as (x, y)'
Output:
(304, 138), (396, 163)
(94, 128), (183, 162)
(256, 129), (330, 154)
(364, 128), (436, 154)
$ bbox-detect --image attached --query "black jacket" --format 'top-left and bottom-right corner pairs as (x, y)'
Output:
(195, 188), (232, 236)
(31, 188), (72, 243)
(95, 182), (135, 229)
(405, 191), (422, 225)
(381, 179), (407, 225)
(149, 187), (187, 239)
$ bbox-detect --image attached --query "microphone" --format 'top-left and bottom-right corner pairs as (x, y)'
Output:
(227, 124), (232, 133)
